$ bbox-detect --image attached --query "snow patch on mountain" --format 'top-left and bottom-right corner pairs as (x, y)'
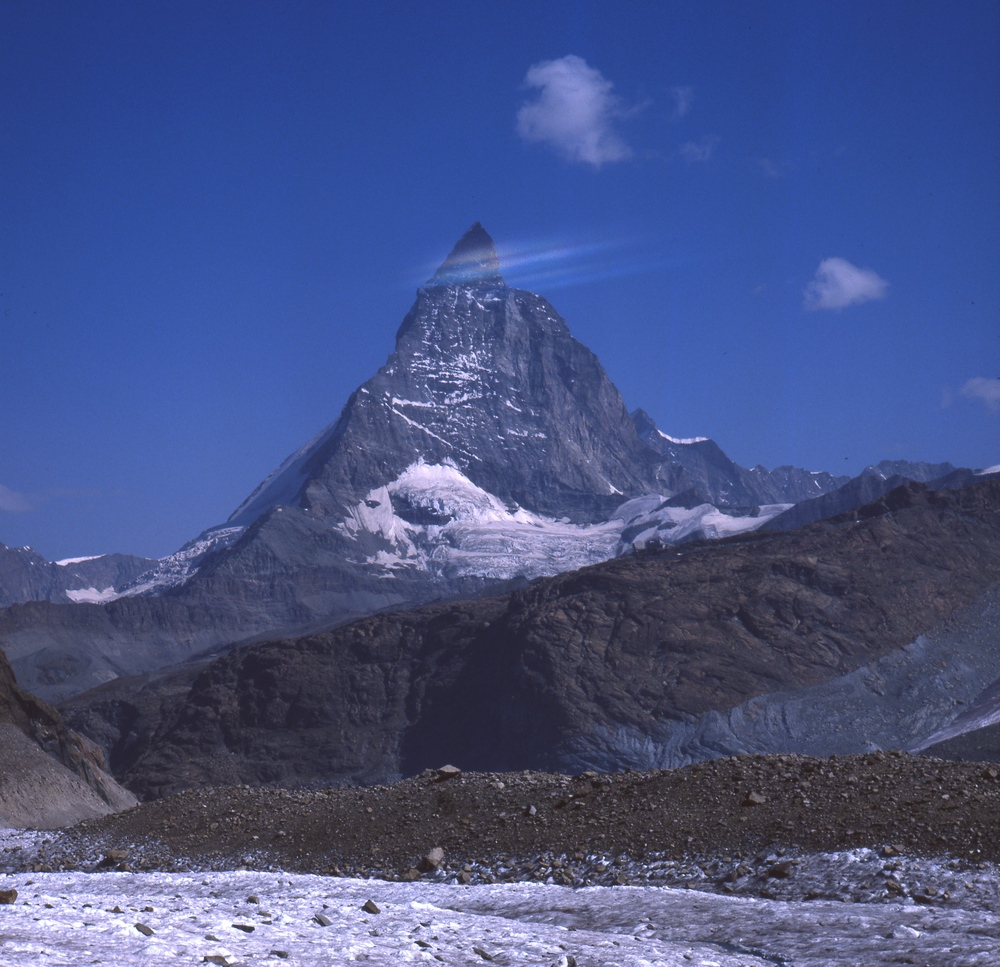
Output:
(332, 461), (785, 583)
(391, 461), (534, 524)
(616, 500), (793, 550)
(334, 460), (621, 581)
(64, 586), (118, 604)
(656, 429), (709, 445)
(115, 526), (247, 598)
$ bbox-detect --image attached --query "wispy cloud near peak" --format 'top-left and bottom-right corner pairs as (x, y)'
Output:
(670, 86), (694, 118)
(516, 55), (633, 169)
(0, 484), (33, 513)
(804, 257), (889, 310)
(960, 377), (1000, 413)
(679, 136), (719, 163)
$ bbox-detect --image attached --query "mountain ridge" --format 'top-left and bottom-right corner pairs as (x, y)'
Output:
(62, 476), (1000, 797)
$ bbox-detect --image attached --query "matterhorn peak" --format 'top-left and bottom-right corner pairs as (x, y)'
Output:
(429, 222), (504, 286)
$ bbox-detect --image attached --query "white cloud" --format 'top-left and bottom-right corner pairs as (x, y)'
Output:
(0, 484), (33, 513)
(670, 86), (694, 118)
(516, 55), (632, 168)
(960, 377), (1000, 413)
(804, 257), (889, 310)
(679, 136), (719, 163)
(756, 157), (784, 179)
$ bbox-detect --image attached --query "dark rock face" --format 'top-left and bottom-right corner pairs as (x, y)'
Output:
(764, 464), (982, 533)
(755, 464), (851, 503)
(0, 544), (64, 607)
(764, 472), (914, 532)
(863, 459), (958, 482)
(83, 478), (1000, 798)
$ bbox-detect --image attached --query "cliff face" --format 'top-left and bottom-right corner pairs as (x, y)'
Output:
(0, 644), (136, 827)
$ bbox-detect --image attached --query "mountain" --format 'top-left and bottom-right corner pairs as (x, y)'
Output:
(762, 462), (995, 533)
(0, 225), (806, 701)
(2, 225), (983, 706)
(632, 408), (849, 507)
(64, 477), (1000, 797)
(229, 221), (660, 526)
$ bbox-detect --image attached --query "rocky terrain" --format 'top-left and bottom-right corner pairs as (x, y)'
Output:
(61, 476), (1000, 796)
(0, 642), (135, 827)
(6, 753), (1000, 966)
(8, 752), (1000, 905)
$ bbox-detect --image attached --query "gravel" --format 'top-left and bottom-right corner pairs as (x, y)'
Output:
(4, 750), (1000, 907)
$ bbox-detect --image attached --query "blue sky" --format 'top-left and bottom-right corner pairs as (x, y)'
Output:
(2, 1), (998, 560)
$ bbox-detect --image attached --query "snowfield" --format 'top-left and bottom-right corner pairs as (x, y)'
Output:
(333, 460), (790, 584)
(1, 867), (999, 966)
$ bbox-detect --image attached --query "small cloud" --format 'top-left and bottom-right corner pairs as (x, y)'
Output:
(679, 136), (719, 163)
(670, 86), (694, 118)
(804, 257), (889, 310)
(0, 484), (33, 513)
(756, 157), (785, 179)
(960, 376), (1000, 413)
(516, 55), (633, 168)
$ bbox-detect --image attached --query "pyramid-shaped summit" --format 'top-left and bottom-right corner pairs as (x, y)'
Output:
(429, 222), (503, 285)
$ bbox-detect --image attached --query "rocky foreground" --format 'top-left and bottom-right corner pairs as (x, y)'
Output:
(10, 751), (1000, 909)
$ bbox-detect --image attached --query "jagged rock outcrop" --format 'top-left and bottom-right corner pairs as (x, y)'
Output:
(67, 478), (1000, 798)
(632, 408), (849, 507)
(763, 462), (982, 533)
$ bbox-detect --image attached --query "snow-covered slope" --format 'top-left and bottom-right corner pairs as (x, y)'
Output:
(344, 460), (790, 581)
(114, 526), (247, 598)
(0, 865), (996, 967)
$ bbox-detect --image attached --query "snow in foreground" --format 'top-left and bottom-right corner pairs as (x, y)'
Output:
(1, 869), (998, 967)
